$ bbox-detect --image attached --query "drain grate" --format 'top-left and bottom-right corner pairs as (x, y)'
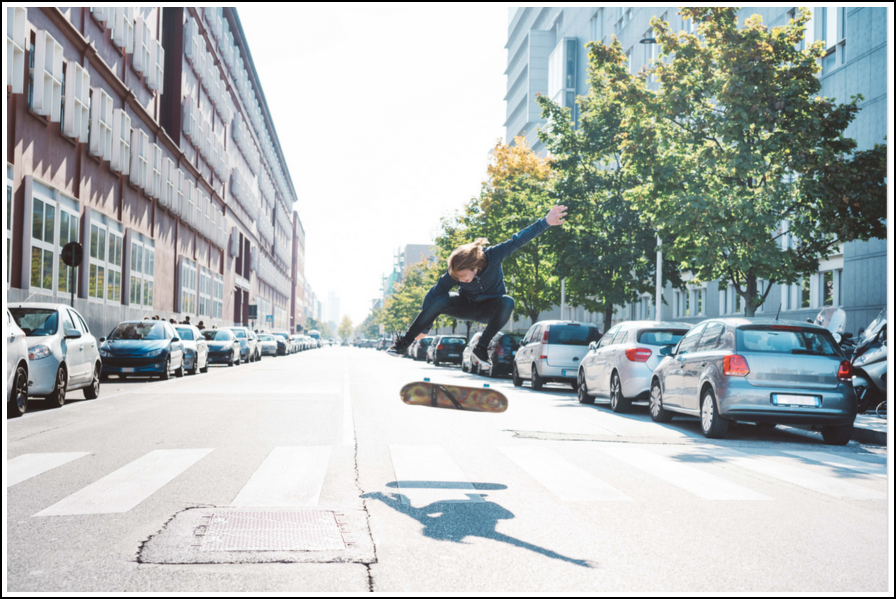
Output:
(199, 510), (349, 552)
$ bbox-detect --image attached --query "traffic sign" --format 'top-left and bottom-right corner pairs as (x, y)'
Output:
(61, 242), (83, 267)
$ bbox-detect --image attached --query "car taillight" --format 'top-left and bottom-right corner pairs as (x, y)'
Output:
(542, 326), (551, 344)
(438, 344), (444, 350)
(837, 361), (854, 381)
(497, 346), (504, 357)
(770, 325), (802, 331)
(625, 348), (652, 362)
(723, 355), (750, 376)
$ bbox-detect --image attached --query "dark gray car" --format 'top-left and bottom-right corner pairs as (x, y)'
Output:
(649, 318), (857, 445)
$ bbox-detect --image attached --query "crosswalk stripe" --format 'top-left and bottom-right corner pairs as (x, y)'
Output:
(389, 445), (483, 507)
(230, 446), (332, 507)
(782, 450), (887, 478)
(498, 446), (632, 502)
(7, 453), (91, 487)
(33, 449), (213, 517)
(675, 446), (886, 501)
(597, 445), (772, 500)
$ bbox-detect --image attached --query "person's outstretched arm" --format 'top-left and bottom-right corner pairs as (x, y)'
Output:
(488, 205), (568, 263)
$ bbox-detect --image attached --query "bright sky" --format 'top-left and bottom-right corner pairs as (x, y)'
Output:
(239, 4), (509, 328)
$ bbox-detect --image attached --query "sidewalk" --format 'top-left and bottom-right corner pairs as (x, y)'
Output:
(784, 414), (887, 446)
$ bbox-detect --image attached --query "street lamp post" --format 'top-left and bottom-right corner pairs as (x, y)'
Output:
(656, 236), (663, 322)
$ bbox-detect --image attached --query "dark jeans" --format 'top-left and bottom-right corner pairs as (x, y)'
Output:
(404, 293), (515, 349)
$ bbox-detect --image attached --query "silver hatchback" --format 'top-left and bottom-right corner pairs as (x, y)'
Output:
(513, 320), (603, 390)
(578, 321), (692, 412)
(649, 318), (857, 445)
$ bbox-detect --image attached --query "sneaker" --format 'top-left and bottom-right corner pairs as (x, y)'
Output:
(471, 344), (491, 367)
(386, 335), (408, 358)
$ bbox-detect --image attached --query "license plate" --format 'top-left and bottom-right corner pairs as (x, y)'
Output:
(773, 394), (820, 407)
(121, 367), (135, 373)
(562, 369), (576, 377)
(448, 354), (459, 357)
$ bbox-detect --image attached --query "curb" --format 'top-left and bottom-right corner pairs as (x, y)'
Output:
(785, 422), (887, 446)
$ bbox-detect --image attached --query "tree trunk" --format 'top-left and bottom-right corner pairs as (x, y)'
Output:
(604, 304), (614, 332)
(526, 309), (540, 325)
(744, 273), (758, 318)
(464, 321), (472, 342)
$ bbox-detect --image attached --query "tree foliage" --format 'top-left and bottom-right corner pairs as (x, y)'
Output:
(337, 315), (354, 343)
(610, 7), (886, 315)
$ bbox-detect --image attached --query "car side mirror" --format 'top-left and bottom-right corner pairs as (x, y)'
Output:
(171, 337), (180, 343)
(99, 337), (106, 343)
(660, 346), (673, 357)
(65, 329), (82, 339)
(589, 341), (598, 351)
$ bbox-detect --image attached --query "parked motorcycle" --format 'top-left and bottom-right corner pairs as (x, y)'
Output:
(814, 307), (856, 356)
(851, 310), (887, 414)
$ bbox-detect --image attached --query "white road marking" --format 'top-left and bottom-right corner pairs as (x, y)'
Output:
(389, 445), (483, 507)
(230, 446), (332, 507)
(782, 450), (887, 478)
(675, 446), (887, 501)
(33, 449), (213, 516)
(597, 445), (772, 500)
(6, 453), (91, 487)
(498, 446), (632, 502)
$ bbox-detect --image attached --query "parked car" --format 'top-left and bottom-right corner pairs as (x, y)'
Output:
(271, 331), (291, 355)
(648, 318), (857, 445)
(427, 335), (466, 366)
(485, 331), (526, 378)
(577, 321), (692, 412)
(100, 320), (184, 380)
(291, 334), (303, 352)
(10, 303), (103, 408)
(257, 333), (279, 357)
(249, 330), (262, 361)
(412, 336), (435, 361)
(202, 328), (242, 366)
(513, 320), (602, 390)
(461, 332), (485, 373)
(6, 308), (30, 417)
(228, 327), (259, 363)
(174, 324), (209, 375)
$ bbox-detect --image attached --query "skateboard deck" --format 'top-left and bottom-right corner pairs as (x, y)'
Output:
(400, 381), (508, 413)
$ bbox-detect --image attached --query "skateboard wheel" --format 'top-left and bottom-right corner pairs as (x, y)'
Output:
(424, 378), (430, 382)
(484, 384), (490, 388)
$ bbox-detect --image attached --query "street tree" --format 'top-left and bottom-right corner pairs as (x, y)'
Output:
(613, 7), (886, 316)
(338, 316), (354, 343)
(536, 45), (682, 329)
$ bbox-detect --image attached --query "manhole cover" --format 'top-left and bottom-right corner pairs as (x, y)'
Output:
(200, 510), (347, 552)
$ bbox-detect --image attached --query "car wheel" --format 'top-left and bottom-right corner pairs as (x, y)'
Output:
(8, 364), (28, 417)
(228, 351), (235, 367)
(462, 360), (469, 373)
(434, 357), (440, 366)
(577, 370), (594, 405)
(531, 365), (544, 391)
(175, 357), (185, 378)
(512, 363), (523, 387)
(609, 372), (632, 413)
(190, 356), (199, 375)
(83, 363), (102, 399)
(700, 387), (728, 439)
(649, 380), (673, 423)
(200, 356), (209, 374)
(47, 365), (68, 408)
(821, 424), (852, 446)
(160, 356), (172, 380)
(475, 361), (483, 376)
(489, 358), (498, 378)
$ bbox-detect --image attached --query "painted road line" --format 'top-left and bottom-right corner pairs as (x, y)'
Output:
(498, 446), (632, 502)
(230, 446), (332, 507)
(389, 445), (483, 507)
(782, 450), (887, 478)
(34, 449), (213, 516)
(598, 445), (772, 500)
(679, 446), (886, 501)
(6, 453), (91, 487)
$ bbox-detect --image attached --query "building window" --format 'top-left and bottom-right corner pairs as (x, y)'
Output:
(719, 287), (728, 315)
(591, 9), (604, 42)
(88, 224), (106, 299)
(56, 207), (80, 294)
(213, 273), (224, 319)
(756, 280), (766, 313)
(198, 267), (212, 318)
(626, 47), (632, 73)
(821, 7), (847, 71)
(179, 257), (197, 316)
(129, 239), (154, 307)
(107, 232), (123, 302)
(801, 277), (811, 309)
(27, 40), (34, 109)
(695, 288), (704, 316)
(25, 178), (80, 295)
(87, 216), (124, 303)
(30, 196), (57, 291)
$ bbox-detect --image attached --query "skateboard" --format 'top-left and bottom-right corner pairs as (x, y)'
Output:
(400, 380), (508, 413)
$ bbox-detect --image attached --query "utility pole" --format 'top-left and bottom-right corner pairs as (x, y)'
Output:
(561, 278), (566, 320)
(656, 236), (663, 322)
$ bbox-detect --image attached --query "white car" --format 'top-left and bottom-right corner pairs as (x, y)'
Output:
(256, 334), (279, 356)
(174, 324), (209, 375)
(513, 320), (603, 390)
(6, 308), (30, 417)
(577, 321), (692, 412)
(9, 303), (102, 409)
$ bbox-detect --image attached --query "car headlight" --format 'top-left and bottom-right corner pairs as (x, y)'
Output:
(99, 348), (113, 358)
(144, 348), (165, 358)
(28, 345), (52, 360)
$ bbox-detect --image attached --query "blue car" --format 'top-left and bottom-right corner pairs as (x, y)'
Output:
(99, 321), (185, 380)
(202, 328), (242, 366)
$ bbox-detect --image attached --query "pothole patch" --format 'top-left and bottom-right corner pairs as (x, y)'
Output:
(139, 507), (374, 564)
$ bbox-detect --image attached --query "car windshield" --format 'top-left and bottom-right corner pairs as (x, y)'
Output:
(231, 329), (247, 338)
(10, 308), (58, 337)
(420, 338), (434, 346)
(442, 338), (466, 345)
(202, 330), (233, 341)
(274, 333), (289, 341)
(737, 326), (841, 357)
(638, 329), (689, 346)
(548, 325), (602, 346)
(175, 328), (195, 341)
(501, 334), (524, 347)
(258, 335), (274, 341)
(110, 322), (166, 340)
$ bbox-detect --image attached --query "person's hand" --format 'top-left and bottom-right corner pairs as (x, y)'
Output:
(545, 205), (568, 226)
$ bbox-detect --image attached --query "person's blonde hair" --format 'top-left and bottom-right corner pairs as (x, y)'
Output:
(448, 238), (489, 280)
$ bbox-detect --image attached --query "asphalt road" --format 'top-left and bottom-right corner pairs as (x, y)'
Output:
(5, 346), (891, 592)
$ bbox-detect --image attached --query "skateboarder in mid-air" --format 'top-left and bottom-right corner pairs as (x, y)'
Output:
(387, 205), (568, 367)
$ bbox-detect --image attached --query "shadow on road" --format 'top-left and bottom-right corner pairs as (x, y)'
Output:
(362, 491), (594, 568)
